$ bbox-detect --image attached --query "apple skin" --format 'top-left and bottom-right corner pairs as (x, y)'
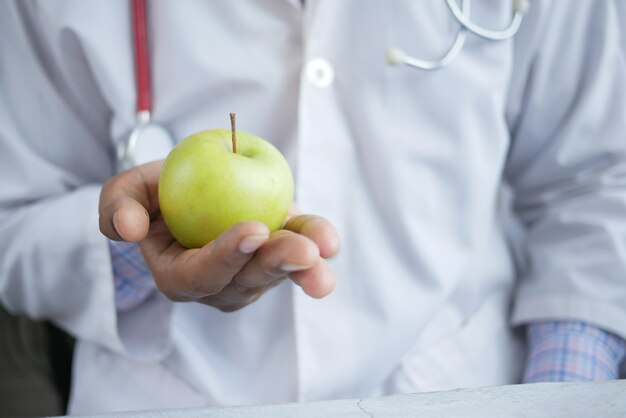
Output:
(158, 129), (294, 249)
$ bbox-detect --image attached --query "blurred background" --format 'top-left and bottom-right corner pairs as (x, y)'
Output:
(0, 308), (73, 417)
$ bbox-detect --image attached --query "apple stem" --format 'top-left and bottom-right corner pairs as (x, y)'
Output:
(230, 113), (237, 154)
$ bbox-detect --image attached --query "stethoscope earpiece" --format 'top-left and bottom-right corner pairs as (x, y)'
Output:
(514, 0), (531, 14)
(386, 48), (408, 67)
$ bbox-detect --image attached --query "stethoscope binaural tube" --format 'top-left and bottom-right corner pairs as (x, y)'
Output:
(117, 0), (175, 171)
(386, 0), (530, 71)
(445, 0), (529, 41)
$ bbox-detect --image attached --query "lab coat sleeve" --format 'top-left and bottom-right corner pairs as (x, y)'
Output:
(0, 1), (173, 360)
(505, 0), (626, 338)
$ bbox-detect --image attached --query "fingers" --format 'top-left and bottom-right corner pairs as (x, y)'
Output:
(202, 229), (332, 312)
(290, 258), (335, 298)
(110, 198), (151, 242)
(283, 215), (340, 259)
(142, 221), (271, 301)
(196, 215), (338, 306)
(234, 229), (320, 289)
(99, 161), (162, 242)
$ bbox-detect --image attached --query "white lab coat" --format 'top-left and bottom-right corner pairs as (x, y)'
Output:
(1, 0), (625, 414)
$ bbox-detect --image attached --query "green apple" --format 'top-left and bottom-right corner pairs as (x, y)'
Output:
(158, 117), (294, 249)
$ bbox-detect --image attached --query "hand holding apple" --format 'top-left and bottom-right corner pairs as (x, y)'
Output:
(98, 118), (339, 311)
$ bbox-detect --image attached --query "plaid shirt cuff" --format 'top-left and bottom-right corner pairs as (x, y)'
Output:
(109, 240), (157, 312)
(523, 321), (626, 383)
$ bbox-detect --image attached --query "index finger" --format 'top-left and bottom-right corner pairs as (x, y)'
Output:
(283, 215), (340, 259)
(98, 160), (163, 242)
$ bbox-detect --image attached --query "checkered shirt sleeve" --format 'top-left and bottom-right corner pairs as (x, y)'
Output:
(523, 321), (626, 383)
(108, 240), (157, 312)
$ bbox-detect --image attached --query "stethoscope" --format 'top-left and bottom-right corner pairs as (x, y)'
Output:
(117, 0), (175, 171)
(387, 0), (530, 70)
(118, 0), (530, 170)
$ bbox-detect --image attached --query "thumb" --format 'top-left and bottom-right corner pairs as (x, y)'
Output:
(99, 161), (162, 242)
(110, 198), (151, 242)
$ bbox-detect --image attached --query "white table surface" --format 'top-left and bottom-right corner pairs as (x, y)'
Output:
(67, 380), (626, 418)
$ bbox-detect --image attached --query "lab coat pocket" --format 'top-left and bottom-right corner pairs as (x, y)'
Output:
(382, 292), (525, 394)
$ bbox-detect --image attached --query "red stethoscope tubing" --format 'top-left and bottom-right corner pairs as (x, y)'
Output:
(118, 0), (174, 171)
(132, 0), (151, 114)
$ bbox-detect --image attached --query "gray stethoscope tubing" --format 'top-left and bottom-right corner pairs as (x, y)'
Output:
(387, 0), (530, 71)
(446, 0), (529, 41)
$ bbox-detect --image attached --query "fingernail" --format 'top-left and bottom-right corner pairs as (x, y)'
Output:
(238, 235), (268, 254)
(279, 263), (310, 272)
(112, 212), (121, 234)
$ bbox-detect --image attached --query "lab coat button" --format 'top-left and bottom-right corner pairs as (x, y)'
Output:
(305, 58), (334, 88)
